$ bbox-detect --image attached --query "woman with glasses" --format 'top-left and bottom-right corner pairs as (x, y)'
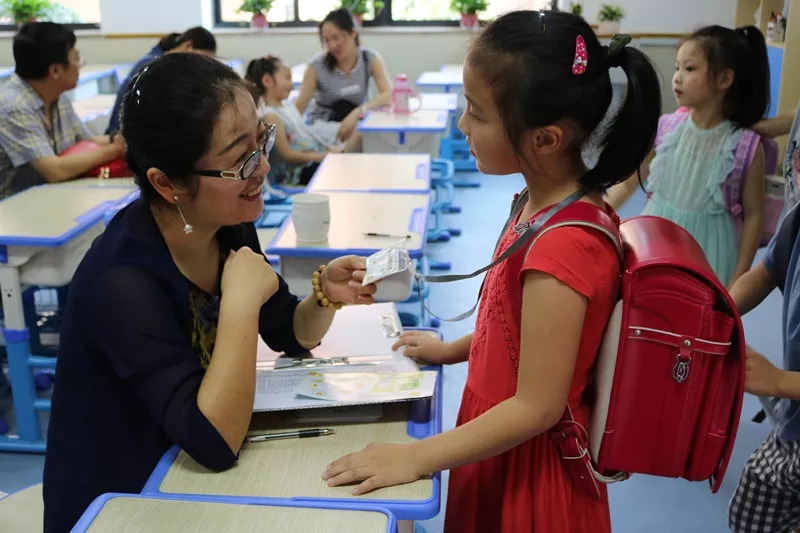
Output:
(42, 53), (377, 533)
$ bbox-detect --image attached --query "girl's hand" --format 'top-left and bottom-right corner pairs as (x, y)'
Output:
(392, 331), (458, 365)
(745, 345), (784, 397)
(322, 255), (376, 305)
(322, 443), (425, 495)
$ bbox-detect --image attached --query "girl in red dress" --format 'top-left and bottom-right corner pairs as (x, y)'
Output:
(323, 11), (662, 531)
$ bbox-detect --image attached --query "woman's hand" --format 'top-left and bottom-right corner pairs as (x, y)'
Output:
(322, 443), (425, 495)
(392, 331), (458, 365)
(221, 246), (279, 308)
(322, 255), (376, 305)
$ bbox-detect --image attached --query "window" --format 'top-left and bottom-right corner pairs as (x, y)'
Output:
(299, 0), (341, 21)
(484, 0), (555, 19)
(215, 0), (558, 26)
(0, 0), (100, 30)
(390, 0), (458, 22)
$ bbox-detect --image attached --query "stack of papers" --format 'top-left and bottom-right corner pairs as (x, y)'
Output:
(253, 303), (433, 412)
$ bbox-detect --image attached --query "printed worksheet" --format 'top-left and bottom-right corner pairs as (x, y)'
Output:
(294, 371), (437, 403)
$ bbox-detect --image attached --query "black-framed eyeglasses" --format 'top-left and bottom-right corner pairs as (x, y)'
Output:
(193, 122), (276, 181)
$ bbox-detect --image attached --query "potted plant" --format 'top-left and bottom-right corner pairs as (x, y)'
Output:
(340, 0), (384, 27)
(238, 0), (274, 29)
(598, 3), (624, 35)
(2, 0), (52, 27)
(570, 2), (583, 17)
(451, 0), (488, 31)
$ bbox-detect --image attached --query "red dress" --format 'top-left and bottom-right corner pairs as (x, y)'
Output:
(444, 203), (621, 533)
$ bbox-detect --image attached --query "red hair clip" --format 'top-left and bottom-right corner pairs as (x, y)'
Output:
(572, 35), (588, 75)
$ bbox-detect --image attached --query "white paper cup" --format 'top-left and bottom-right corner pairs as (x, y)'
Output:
(292, 193), (330, 244)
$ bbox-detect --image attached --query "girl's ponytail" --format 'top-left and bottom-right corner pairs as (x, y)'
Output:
(735, 25), (770, 125)
(244, 56), (281, 105)
(158, 33), (181, 52)
(584, 36), (662, 190)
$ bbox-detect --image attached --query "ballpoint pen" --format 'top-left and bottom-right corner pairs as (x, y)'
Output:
(363, 232), (412, 239)
(246, 428), (336, 443)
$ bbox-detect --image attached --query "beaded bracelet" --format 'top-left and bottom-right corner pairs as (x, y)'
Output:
(311, 265), (343, 310)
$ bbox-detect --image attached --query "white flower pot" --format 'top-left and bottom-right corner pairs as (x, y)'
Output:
(598, 20), (621, 35)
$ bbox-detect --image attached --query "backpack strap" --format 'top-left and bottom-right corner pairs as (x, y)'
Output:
(414, 187), (586, 322)
(722, 129), (761, 222)
(519, 206), (628, 500)
(363, 49), (370, 95)
(655, 108), (690, 147)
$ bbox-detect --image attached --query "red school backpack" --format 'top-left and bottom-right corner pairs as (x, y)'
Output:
(418, 188), (746, 497)
(656, 107), (783, 247)
(509, 190), (745, 498)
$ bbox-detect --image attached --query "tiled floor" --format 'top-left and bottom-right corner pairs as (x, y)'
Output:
(0, 172), (780, 533)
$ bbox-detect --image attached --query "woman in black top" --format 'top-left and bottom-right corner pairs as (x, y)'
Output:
(42, 53), (376, 532)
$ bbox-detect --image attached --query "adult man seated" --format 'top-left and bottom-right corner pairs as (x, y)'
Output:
(0, 22), (125, 198)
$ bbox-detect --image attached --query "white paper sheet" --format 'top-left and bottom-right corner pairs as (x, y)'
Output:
(252, 303), (422, 412)
(295, 371), (437, 403)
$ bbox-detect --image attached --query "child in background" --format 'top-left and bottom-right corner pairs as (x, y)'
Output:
(727, 200), (800, 532)
(245, 56), (357, 186)
(321, 11), (661, 532)
(724, 105), (800, 532)
(607, 25), (770, 287)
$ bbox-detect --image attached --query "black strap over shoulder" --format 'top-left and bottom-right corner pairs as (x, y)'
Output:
(414, 187), (585, 322)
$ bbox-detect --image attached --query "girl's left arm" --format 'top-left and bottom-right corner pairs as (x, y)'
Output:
(322, 272), (586, 495)
(730, 144), (765, 287)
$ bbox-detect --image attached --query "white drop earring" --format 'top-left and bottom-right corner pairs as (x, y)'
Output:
(173, 196), (193, 235)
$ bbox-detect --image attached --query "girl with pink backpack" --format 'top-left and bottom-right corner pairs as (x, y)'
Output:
(608, 25), (776, 288)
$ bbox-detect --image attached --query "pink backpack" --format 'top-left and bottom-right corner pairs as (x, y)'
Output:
(656, 108), (784, 247)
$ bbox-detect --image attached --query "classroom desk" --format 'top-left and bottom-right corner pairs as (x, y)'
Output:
(257, 227), (278, 251)
(224, 58), (244, 75)
(0, 484), (43, 532)
(292, 63), (307, 88)
(415, 71), (463, 94)
(142, 369), (442, 528)
(413, 93), (458, 112)
(358, 111), (448, 159)
(439, 64), (463, 75)
(74, 494), (397, 532)
(69, 64), (121, 101)
(0, 184), (138, 452)
(265, 191), (428, 299)
(73, 94), (117, 135)
(51, 177), (136, 190)
(307, 153), (431, 194)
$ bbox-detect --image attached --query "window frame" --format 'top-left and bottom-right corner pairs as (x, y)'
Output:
(214, 0), (560, 27)
(0, 22), (99, 32)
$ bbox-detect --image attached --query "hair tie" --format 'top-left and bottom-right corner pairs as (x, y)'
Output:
(605, 33), (632, 68)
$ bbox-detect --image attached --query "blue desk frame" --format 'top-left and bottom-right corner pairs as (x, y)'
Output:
(142, 364), (443, 521)
(73, 493), (399, 533)
(0, 187), (138, 453)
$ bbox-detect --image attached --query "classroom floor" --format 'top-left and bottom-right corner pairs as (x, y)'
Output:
(0, 171), (780, 533)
